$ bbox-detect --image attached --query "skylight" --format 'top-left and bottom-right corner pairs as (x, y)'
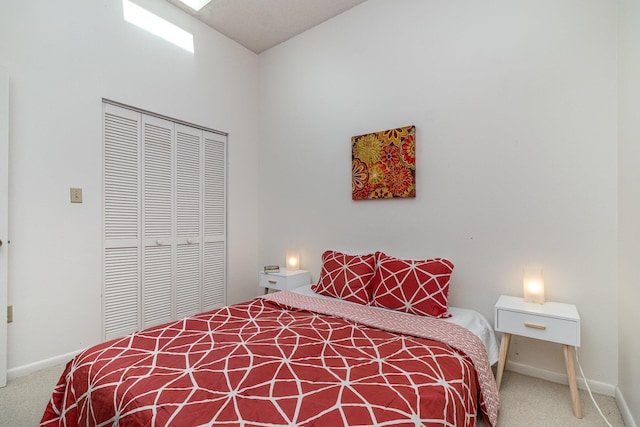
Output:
(122, 0), (194, 53)
(177, 0), (213, 11)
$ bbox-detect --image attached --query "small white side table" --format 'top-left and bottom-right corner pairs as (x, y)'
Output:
(259, 270), (311, 294)
(494, 295), (581, 418)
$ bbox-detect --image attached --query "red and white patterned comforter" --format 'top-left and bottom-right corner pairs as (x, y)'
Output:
(42, 292), (499, 426)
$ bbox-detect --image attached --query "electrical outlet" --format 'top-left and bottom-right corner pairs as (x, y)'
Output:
(7, 305), (12, 323)
(70, 187), (83, 203)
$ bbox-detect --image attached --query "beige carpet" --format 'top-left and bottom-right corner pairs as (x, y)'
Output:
(0, 363), (64, 427)
(479, 371), (625, 427)
(0, 365), (626, 426)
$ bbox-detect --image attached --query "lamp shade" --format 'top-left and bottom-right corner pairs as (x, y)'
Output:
(523, 267), (544, 304)
(286, 251), (300, 271)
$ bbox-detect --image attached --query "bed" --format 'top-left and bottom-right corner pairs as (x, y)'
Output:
(42, 251), (500, 427)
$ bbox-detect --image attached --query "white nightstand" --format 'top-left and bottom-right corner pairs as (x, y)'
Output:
(494, 295), (582, 418)
(259, 270), (311, 294)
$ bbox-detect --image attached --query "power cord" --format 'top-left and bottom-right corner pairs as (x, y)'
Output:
(574, 346), (614, 427)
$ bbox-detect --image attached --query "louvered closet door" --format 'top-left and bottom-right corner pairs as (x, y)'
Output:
(141, 115), (174, 328)
(103, 102), (227, 340)
(103, 104), (141, 340)
(175, 124), (202, 319)
(203, 131), (226, 310)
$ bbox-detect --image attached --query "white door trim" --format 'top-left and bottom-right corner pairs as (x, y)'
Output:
(0, 66), (10, 388)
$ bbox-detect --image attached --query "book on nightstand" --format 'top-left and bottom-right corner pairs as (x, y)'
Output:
(263, 265), (280, 273)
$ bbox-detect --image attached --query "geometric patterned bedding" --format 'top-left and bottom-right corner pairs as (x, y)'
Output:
(42, 291), (498, 427)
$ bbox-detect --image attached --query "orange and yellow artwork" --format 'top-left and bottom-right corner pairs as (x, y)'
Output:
(351, 125), (416, 200)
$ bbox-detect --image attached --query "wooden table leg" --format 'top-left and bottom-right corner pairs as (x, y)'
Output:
(496, 332), (511, 389)
(563, 345), (582, 418)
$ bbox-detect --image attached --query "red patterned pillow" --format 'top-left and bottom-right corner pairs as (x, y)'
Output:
(312, 250), (376, 304)
(370, 252), (454, 318)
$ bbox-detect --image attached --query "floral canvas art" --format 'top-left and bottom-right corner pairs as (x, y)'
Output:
(352, 125), (416, 200)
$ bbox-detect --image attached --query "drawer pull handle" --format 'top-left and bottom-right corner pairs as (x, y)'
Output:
(268, 280), (277, 284)
(524, 322), (547, 330)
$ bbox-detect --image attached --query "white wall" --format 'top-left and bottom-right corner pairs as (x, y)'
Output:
(0, 0), (260, 372)
(259, 0), (619, 388)
(1, 0), (630, 415)
(618, 0), (640, 423)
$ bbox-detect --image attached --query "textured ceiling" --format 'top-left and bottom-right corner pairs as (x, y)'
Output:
(166, 0), (367, 54)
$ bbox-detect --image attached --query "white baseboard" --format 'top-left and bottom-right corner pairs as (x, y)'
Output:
(7, 349), (82, 380)
(505, 360), (616, 396)
(615, 387), (638, 427)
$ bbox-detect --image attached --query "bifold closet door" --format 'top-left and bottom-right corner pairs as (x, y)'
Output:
(175, 124), (202, 319)
(203, 131), (226, 311)
(103, 104), (141, 340)
(141, 115), (174, 328)
(103, 102), (227, 341)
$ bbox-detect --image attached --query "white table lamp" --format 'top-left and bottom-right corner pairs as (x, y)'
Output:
(523, 267), (544, 304)
(286, 251), (300, 271)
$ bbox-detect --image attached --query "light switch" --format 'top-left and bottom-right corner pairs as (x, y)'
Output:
(70, 187), (83, 203)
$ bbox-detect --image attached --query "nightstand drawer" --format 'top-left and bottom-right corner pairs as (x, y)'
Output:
(259, 273), (287, 290)
(496, 309), (579, 346)
(259, 270), (310, 292)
